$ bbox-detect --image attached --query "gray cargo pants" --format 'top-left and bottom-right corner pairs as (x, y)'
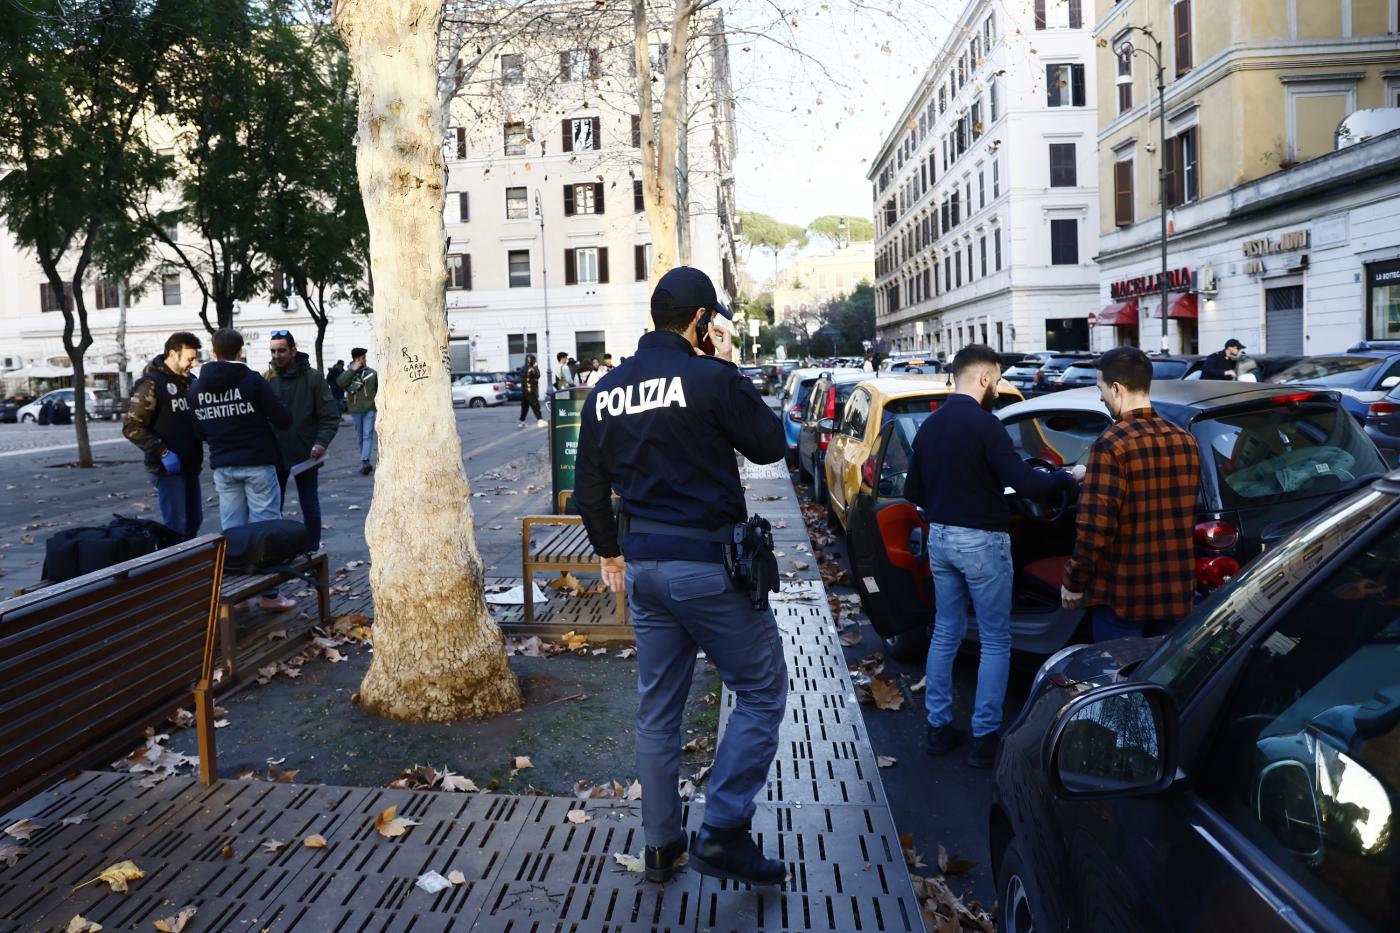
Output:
(626, 559), (788, 848)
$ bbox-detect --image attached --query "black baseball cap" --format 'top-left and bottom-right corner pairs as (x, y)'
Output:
(1225, 338), (1245, 349)
(652, 266), (719, 316)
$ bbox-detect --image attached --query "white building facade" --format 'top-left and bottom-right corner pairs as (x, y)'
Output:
(869, 0), (1101, 358)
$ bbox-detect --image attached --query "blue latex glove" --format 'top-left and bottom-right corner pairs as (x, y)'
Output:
(160, 449), (181, 474)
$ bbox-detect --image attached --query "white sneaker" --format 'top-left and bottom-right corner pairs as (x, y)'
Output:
(536, 419), (547, 428)
(517, 422), (526, 429)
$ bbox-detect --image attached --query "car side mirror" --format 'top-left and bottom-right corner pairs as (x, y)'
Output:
(1255, 760), (1323, 858)
(1047, 683), (1178, 798)
(1382, 376), (1400, 390)
(817, 417), (837, 433)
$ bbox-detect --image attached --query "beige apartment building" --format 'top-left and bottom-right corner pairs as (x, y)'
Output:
(1094, 0), (1400, 355)
(772, 242), (875, 326)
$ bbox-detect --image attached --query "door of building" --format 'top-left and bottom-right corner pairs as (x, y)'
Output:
(1264, 285), (1304, 355)
(507, 332), (538, 372)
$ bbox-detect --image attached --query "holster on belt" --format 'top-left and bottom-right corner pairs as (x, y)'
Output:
(724, 515), (780, 612)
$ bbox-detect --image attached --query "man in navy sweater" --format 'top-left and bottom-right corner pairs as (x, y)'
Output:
(192, 327), (296, 609)
(903, 344), (1083, 767)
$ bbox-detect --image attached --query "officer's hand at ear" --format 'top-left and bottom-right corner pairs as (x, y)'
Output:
(708, 318), (735, 362)
(600, 555), (626, 593)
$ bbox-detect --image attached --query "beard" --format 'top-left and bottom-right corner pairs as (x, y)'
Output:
(981, 383), (998, 412)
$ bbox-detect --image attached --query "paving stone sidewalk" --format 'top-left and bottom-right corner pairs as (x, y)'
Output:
(0, 457), (924, 932)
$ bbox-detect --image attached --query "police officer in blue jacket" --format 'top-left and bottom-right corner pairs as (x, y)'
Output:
(574, 267), (789, 886)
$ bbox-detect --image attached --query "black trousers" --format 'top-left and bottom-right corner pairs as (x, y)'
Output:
(520, 392), (542, 421)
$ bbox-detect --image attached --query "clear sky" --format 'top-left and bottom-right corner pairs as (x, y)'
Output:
(725, 1), (957, 231)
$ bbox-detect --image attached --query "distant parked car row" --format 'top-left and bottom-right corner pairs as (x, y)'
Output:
(450, 372), (509, 408)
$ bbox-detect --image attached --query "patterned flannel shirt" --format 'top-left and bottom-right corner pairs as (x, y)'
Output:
(1063, 407), (1202, 622)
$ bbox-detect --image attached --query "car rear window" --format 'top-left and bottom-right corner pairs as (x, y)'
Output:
(792, 377), (819, 410)
(1273, 356), (1383, 388)
(1193, 401), (1388, 508)
(1151, 360), (1189, 379)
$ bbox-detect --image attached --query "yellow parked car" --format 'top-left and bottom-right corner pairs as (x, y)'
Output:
(821, 375), (1024, 530)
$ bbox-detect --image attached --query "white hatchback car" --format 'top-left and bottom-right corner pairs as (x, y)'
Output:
(451, 374), (508, 408)
(17, 388), (103, 422)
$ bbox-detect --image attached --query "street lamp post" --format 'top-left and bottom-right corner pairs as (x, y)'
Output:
(1116, 25), (1170, 353)
(534, 189), (553, 384)
(836, 216), (849, 250)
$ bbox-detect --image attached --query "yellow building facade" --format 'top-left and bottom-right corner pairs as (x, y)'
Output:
(1093, 0), (1400, 354)
(772, 242), (875, 326)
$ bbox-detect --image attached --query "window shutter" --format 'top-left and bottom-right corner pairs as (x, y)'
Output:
(455, 127), (466, 159)
(465, 254), (472, 290)
(634, 245), (646, 281)
(1114, 160), (1134, 226)
(1068, 0), (1081, 29)
(594, 183), (605, 214)
(564, 249), (577, 285)
(1164, 135), (1180, 208)
(1071, 65), (1085, 107)
(1174, 1), (1192, 75)
(559, 52), (569, 80)
(563, 185), (575, 216)
(458, 191), (470, 222)
(1034, 0), (1045, 29)
(598, 247), (609, 284)
(1045, 64), (1057, 106)
(631, 114), (641, 148)
(634, 178), (644, 212)
(561, 119), (573, 152)
(591, 117), (601, 148)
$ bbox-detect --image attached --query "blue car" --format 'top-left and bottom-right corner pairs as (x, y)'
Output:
(1271, 343), (1400, 422)
(778, 367), (824, 469)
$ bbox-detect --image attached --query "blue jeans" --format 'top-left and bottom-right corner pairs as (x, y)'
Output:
(278, 466), (322, 550)
(626, 559), (788, 848)
(149, 472), (203, 540)
(351, 410), (376, 463)
(212, 464), (282, 530)
(925, 524), (1013, 738)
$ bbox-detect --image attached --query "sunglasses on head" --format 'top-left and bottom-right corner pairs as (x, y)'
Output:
(271, 329), (291, 339)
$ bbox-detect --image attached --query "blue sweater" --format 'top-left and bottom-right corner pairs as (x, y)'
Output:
(904, 394), (1072, 533)
(191, 361), (293, 470)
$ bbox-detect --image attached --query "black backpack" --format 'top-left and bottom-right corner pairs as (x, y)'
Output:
(222, 519), (312, 573)
(42, 515), (184, 583)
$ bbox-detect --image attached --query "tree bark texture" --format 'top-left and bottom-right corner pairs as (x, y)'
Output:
(335, 0), (521, 722)
(633, 0), (691, 286)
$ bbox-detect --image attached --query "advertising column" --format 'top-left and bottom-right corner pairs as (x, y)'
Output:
(549, 386), (590, 514)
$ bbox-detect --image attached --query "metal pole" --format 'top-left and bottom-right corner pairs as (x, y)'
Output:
(536, 189), (552, 391)
(1156, 37), (1170, 353)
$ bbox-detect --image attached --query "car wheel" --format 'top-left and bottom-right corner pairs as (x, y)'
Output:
(20, 413), (34, 423)
(468, 397), (486, 408)
(883, 623), (931, 664)
(997, 838), (1040, 933)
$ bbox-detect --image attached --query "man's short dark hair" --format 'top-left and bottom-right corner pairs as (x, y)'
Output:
(1095, 346), (1152, 393)
(211, 327), (244, 360)
(557, 351), (568, 361)
(270, 329), (296, 349)
(950, 344), (1001, 378)
(164, 331), (202, 355)
(350, 347), (368, 359)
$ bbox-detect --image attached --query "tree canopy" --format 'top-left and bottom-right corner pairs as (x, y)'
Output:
(739, 210), (808, 255)
(808, 214), (874, 244)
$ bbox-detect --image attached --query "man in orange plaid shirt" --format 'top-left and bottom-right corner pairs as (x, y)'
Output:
(1062, 346), (1202, 641)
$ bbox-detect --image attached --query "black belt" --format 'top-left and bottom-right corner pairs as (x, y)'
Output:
(624, 515), (734, 544)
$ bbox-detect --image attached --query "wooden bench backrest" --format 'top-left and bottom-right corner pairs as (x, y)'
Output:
(0, 534), (225, 814)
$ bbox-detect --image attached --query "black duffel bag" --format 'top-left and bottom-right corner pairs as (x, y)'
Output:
(42, 515), (184, 583)
(222, 519), (312, 572)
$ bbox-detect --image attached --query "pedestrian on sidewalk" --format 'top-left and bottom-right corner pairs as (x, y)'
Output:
(122, 331), (205, 539)
(903, 344), (1082, 768)
(1199, 338), (1245, 380)
(1062, 346), (1201, 641)
(338, 347), (378, 475)
(575, 266), (790, 888)
(554, 351), (571, 390)
(192, 327), (297, 611)
(517, 354), (545, 428)
(602, 352), (615, 372)
(580, 358), (604, 387)
(326, 359), (348, 416)
(265, 330), (339, 551)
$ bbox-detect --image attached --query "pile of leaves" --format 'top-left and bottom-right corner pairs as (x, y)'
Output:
(111, 729), (200, 788)
(503, 632), (635, 660)
(388, 763), (484, 793)
(253, 613), (371, 685)
(900, 837), (997, 932)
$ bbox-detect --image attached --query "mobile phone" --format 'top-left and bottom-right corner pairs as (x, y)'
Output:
(695, 310), (716, 355)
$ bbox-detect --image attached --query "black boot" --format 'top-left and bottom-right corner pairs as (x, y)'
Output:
(689, 824), (786, 887)
(644, 836), (688, 883)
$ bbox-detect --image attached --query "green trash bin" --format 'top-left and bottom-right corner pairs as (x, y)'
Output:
(549, 386), (591, 514)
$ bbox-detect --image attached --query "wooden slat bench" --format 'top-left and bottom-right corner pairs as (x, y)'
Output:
(0, 535), (225, 814)
(217, 551), (331, 684)
(520, 494), (627, 635)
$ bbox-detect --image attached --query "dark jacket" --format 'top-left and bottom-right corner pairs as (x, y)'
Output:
(1199, 350), (1238, 380)
(904, 394), (1072, 533)
(521, 362), (541, 395)
(574, 330), (787, 562)
(326, 363), (347, 401)
(123, 357), (203, 475)
(336, 363), (377, 413)
(264, 352), (339, 469)
(191, 361), (293, 470)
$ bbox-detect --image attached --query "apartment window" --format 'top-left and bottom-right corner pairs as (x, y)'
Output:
(979, 236), (987, 277)
(992, 158), (1000, 198)
(1050, 218), (1078, 265)
(984, 13), (995, 45)
(971, 99), (983, 138)
(1068, 0), (1082, 29)
(447, 253), (471, 290)
(503, 121), (528, 156)
(994, 228), (1002, 270)
(951, 190), (961, 227)
(938, 85), (946, 114)
(559, 48), (597, 82)
(39, 282), (74, 312)
(457, 191), (470, 223)
(955, 250), (962, 287)
(505, 186), (528, 220)
(562, 116), (600, 152)
(634, 243), (653, 281)
(160, 218), (179, 242)
(507, 249), (531, 288)
(452, 127), (466, 159)
(1174, 1), (1192, 76)
(1046, 64), (1086, 107)
(1114, 158), (1135, 226)
(162, 273), (181, 305)
(564, 182), (604, 216)
(967, 242), (974, 280)
(978, 169), (985, 208)
(1048, 143), (1077, 187)
(1034, 0), (1046, 29)
(631, 114), (642, 148)
(1117, 48), (1133, 113)
(564, 246), (609, 285)
(945, 255), (952, 290)
(989, 77), (999, 122)
(501, 53), (523, 85)
(1165, 127), (1199, 207)
(633, 178), (644, 212)
(94, 277), (121, 310)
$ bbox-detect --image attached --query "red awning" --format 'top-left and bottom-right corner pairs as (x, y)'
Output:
(1098, 299), (1139, 327)
(1169, 292), (1199, 320)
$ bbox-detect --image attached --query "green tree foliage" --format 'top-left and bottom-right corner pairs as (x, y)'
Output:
(739, 210), (807, 256)
(807, 215), (874, 245)
(823, 282), (876, 355)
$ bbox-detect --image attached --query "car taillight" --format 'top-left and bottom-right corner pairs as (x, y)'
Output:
(789, 408), (803, 423)
(1369, 401), (1400, 417)
(492, 384), (502, 391)
(1197, 555), (1240, 588)
(819, 388), (835, 450)
(1270, 392), (1314, 405)
(1194, 519), (1239, 551)
(861, 456), (877, 489)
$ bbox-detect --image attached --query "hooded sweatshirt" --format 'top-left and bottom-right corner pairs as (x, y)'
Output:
(191, 360), (293, 470)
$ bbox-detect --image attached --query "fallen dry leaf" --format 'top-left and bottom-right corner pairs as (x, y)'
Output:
(153, 905), (197, 932)
(625, 780), (643, 800)
(213, 719), (230, 729)
(512, 756), (533, 771)
(439, 772), (479, 793)
(565, 809), (591, 824)
(0, 842), (28, 868)
(618, 647), (636, 659)
(677, 779), (696, 800)
(613, 851), (645, 873)
(839, 629), (863, 646)
(4, 819), (42, 842)
(868, 675), (905, 711)
(60, 813), (88, 826)
(303, 834), (327, 849)
(373, 805), (420, 839)
(78, 859), (144, 893)
(65, 918), (101, 933)
(261, 840), (286, 854)
(448, 869), (466, 885)
(876, 755), (897, 768)
(681, 734), (714, 754)
(220, 844), (235, 859)
(415, 870), (452, 894)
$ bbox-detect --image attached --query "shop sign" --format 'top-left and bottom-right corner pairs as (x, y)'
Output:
(1110, 267), (1193, 301)
(1241, 229), (1309, 257)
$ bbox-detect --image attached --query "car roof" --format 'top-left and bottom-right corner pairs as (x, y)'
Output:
(816, 369), (873, 385)
(999, 380), (1342, 420)
(857, 375), (1021, 401)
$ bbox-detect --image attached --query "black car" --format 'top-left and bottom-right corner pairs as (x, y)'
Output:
(795, 370), (868, 508)
(845, 381), (1388, 661)
(1049, 360), (1100, 392)
(1002, 352), (1054, 394)
(1183, 353), (1306, 383)
(492, 371), (523, 402)
(1028, 352), (1095, 396)
(1147, 353), (1203, 380)
(762, 361), (799, 396)
(992, 474), (1400, 932)
(738, 366), (767, 393)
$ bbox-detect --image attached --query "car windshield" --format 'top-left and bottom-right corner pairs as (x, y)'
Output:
(1273, 356), (1383, 388)
(1193, 401), (1388, 508)
(792, 377), (819, 410)
(1151, 360), (1189, 379)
